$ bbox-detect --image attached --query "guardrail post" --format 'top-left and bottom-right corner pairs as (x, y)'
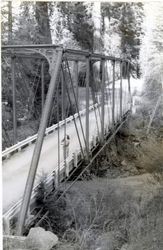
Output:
(41, 60), (45, 112)
(101, 58), (105, 143)
(17, 49), (63, 236)
(86, 56), (90, 157)
(120, 61), (123, 117)
(11, 55), (17, 144)
(112, 60), (115, 127)
(73, 151), (78, 168)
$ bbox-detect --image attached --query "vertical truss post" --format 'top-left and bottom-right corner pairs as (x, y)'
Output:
(11, 55), (17, 144)
(101, 58), (105, 143)
(112, 60), (115, 127)
(62, 63), (67, 171)
(17, 49), (63, 236)
(127, 61), (132, 110)
(61, 69), (65, 121)
(57, 81), (60, 188)
(74, 60), (79, 109)
(86, 56), (90, 157)
(120, 61), (123, 117)
(41, 60), (45, 112)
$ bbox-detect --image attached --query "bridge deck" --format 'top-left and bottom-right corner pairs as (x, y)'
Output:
(3, 78), (131, 213)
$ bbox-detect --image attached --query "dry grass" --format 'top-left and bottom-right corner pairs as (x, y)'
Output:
(34, 175), (163, 250)
(137, 137), (163, 180)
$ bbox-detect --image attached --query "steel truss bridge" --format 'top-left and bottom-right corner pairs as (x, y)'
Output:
(2, 44), (133, 235)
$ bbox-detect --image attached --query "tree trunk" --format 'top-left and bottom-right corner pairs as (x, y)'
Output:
(35, 2), (52, 44)
(8, 1), (12, 44)
(92, 2), (102, 53)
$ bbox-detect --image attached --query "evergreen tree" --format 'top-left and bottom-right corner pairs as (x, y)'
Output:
(8, 1), (12, 43)
(101, 2), (144, 77)
(101, 2), (121, 56)
(118, 3), (144, 60)
(1, 1), (14, 44)
(140, 3), (163, 102)
(13, 2), (37, 44)
(35, 2), (52, 44)
(57, 2), (93, 50)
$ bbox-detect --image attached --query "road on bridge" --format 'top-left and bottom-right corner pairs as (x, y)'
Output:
(2, 78), (141, 214)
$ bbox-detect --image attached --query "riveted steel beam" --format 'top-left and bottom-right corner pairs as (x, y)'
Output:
(17, 49), (63, 236)
(11, 55), (17, 144)
(112, 60), (115, 127)
(85, 56), (90, 157)
(101, 59), (105, 143)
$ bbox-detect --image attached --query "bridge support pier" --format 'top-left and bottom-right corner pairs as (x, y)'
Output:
(3, 217), (10, 235)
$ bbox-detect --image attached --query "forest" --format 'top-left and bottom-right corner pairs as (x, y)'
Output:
(1, 2), (145, 149)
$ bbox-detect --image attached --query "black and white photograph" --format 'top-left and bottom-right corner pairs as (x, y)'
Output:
(1, 1), (163, 249)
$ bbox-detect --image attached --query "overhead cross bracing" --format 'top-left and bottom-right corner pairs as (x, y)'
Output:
(2, 44), (132, 235)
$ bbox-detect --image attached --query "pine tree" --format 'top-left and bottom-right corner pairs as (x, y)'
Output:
(35, 2), (52, 44)
(57, 2), (93, 50)
(13, 2), (37, 44)
(8, 1), (12, 43)
(119, 3), (143, 58)
(101, 2), (144, 77)
(1, 1), (14, 44)
(140, 3), (163, 102)
(101, 2), (121, 56)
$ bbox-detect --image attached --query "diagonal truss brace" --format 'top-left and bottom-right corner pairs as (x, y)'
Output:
(17, 49), (63, 235)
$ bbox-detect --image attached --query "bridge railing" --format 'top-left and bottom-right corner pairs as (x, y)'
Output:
(2, 45), (132, 235)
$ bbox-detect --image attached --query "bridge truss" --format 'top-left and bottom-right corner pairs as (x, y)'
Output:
(2, 45), (132, 235)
